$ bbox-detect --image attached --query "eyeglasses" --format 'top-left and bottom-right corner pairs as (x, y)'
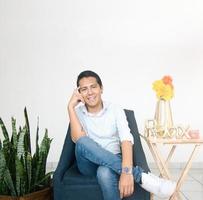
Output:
(78, 83), (99, 95)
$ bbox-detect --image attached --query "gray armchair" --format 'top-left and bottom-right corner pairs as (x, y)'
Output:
(53, 109), (150, 200)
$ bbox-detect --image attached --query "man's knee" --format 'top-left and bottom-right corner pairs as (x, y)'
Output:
(75, 135), (88, 144)
(97, 166), (115, 183)
(75, 135), (88, 149)
(75, 136), (100, 152)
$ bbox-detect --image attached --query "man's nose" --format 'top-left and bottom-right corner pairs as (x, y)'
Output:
(87, 87), (93, 94)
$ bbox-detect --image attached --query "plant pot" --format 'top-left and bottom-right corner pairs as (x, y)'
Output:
(0, 187), (52, 200)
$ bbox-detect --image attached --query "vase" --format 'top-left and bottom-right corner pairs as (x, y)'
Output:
(154, 99), (173, 137)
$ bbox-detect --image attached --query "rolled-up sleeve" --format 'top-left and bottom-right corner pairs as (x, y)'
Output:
(115, 106), (134, 144)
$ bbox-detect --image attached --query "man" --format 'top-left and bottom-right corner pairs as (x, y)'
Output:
(68, 70), (176, 200)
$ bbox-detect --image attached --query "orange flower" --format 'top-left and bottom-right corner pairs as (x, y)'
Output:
(162, 75), (173, 88)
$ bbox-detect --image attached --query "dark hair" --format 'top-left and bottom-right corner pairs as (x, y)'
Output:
(77, 70), (103, 87)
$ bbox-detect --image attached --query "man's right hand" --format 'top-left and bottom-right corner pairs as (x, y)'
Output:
(68, 88), (85, 109)
(68, 88), (86, 143)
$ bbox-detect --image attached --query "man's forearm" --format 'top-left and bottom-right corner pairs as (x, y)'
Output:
(68, 106), (86, 142)
(121, 141), (133, 168)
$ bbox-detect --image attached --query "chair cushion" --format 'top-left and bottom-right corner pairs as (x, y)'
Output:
(62, 163), (99, 186)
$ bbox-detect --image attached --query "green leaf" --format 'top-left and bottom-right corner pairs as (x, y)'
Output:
(17, 128), (25, 160)
(0, 149), (16, 196)
(11, 117), (18, 151)
(26, 152), (32, 193)
(1, 118), (11, 167)
(0, 180), (9, 195)
(15, 156), (24, 196)
(24, 107), (31, 154)
(36, 117), (39, 158)
(33, 129), (52, 188)
(33, 171), (53, 189)
(0, 118), (10, 141)
(0, 149), (6, 182)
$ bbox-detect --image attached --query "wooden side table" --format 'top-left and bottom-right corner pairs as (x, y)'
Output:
(142, 136), (203, 200)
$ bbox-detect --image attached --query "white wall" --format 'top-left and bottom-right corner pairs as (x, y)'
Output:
(1, 0), (203, 164)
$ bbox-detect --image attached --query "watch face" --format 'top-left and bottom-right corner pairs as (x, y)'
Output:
(122, 167), (132, 174)
(124, 167), (129, 173)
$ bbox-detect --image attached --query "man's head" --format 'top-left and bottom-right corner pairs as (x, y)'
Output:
(77, 70), (103, 88)
(77, 70), (103, 111)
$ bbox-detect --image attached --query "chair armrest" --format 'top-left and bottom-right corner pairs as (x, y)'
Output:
(124, 109), (150, 172)
(54, 125), (75, 183)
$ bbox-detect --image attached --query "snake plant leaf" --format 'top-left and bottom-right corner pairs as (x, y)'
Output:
(0, 149), (16, 196)
(0, 150), (7, 195)
(33, 129), (52, 187)
(24, 107), (31, 154)
(36, 117), (39, 158)
(0, 118), (10, 141)
(2, 139), (11, 170)
(26, 152), (32, 192)
(15, 156), (24, 196)
(0, 181), (9, 195)
(4, 167), (16, 196)
(0, 118), (11, 166)
(11, 117), (18, 151)
(17, 128), (25, 160)
(21, 181), (26, 196)
(33, 152), (45, 187)
(0, 149), (6, 182)
(9, 117), (18, 180)
(16, 128), (26, 196)
(33, 171), (53, 188)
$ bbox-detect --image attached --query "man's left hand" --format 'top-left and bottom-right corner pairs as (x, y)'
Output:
(119, 173), (134, 199)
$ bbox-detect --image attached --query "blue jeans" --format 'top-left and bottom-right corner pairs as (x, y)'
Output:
(75, 136), (143, 200)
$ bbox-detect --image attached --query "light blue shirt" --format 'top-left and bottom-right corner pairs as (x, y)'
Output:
(75, 101), (134, 154)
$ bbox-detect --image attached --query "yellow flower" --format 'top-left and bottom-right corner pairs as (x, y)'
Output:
(152, 76), (174, 100)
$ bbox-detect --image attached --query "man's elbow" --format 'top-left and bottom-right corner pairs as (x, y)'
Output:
(71, 131), (86, 143)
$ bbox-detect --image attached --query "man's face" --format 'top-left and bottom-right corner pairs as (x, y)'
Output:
(78, 76), (103, 108)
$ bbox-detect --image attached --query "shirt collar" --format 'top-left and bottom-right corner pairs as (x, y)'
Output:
(81, 101), (110, 117)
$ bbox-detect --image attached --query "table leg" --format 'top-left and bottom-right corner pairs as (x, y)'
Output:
(146, 141), (167, 176)
(169, 145), (200, 200)
(171, 144), (200, 199)
(158, 145), (176, 177)
(151, 143), (172, 179)
(150, 193), (154, 200)
(165, 145), (176, 166)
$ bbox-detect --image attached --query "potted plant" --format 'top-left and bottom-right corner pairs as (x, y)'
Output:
(0, 108), (53, 200)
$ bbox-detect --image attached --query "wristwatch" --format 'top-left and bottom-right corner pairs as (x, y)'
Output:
(121, 167), (133, 175)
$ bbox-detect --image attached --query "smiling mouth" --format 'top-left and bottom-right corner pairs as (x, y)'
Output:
(88, 97), (95, 101)
(87, 96), (96, 102)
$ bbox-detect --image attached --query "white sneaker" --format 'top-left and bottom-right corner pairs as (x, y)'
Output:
(140, 172), (176, 198)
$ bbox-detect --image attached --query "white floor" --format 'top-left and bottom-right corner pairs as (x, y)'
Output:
(48, 163), (203, 200)
(151, 168), (203, 200)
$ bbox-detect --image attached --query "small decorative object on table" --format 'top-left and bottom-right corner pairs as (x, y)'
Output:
(152, 75), (174, 137)
(187, 130), (200, 139)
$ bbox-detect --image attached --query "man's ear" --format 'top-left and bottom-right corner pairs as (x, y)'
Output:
(101, 86), (103, 93)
